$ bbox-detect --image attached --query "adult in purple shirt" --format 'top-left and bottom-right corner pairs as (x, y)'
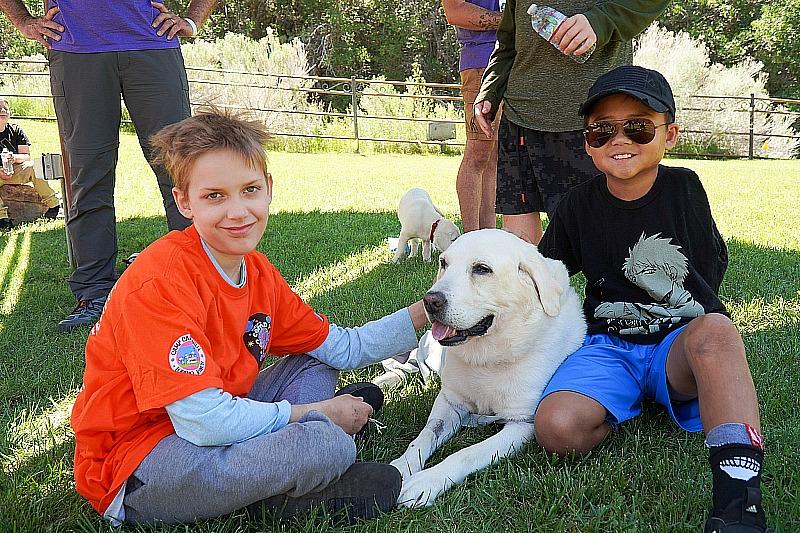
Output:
(0, 0), (217, 332)
(444, 0), (503, 232)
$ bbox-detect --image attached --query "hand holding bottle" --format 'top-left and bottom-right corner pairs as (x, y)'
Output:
(527, 4), (596, 63)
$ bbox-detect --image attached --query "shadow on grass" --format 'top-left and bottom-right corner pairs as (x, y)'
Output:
(0, 219), (798, 531)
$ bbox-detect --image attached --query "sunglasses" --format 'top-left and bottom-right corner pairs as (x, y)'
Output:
(583, 118), (671, 148)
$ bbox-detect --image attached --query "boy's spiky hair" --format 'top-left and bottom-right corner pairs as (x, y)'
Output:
(150, 107), (272, 192)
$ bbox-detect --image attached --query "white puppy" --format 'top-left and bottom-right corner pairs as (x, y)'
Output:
(390, 229), (586, 508)
(393, 188), (460, 262)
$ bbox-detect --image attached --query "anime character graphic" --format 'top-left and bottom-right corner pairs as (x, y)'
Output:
(595, 233), (705, 335)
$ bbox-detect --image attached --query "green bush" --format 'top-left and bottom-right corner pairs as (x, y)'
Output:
(635, 24), (799, 158)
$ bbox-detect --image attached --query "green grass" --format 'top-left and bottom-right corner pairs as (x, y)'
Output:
(1, 119), (799, 532)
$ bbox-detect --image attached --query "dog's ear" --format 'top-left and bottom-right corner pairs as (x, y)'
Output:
(518, 248), (563, 316)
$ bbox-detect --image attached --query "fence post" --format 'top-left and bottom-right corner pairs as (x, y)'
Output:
(748, 93), (755, 160)
(351, 76), (360, 153)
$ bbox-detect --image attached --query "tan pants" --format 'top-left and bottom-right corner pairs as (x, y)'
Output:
(0, 161), (60, 219)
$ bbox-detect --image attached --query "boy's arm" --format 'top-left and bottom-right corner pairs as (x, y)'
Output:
(583, 0), (669, 50)
(309, 301), (427, 371)
(166, 386), (374, 444)
(166, 388), (292, 446)
(475, 0), (516, 118)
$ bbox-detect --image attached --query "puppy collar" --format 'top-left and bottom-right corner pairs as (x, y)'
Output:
(430, 219), (441, 242)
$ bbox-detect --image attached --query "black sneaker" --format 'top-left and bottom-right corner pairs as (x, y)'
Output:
(0, 218), (12, 231)
(705, 488), (771, 533)
(247, 462), (401, 525)
(335, 382), (384, 413)
(57, 296), (107, 333)
(43, 206), (60, 219)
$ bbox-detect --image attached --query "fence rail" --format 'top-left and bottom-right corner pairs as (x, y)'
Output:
(1, 59), (798, 159)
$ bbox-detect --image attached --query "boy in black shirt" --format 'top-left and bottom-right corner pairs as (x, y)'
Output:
(536, 66), (769, 533)
(0, 97), (60, 229)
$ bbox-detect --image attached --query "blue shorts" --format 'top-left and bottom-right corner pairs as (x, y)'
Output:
(541, 325), (703, 432)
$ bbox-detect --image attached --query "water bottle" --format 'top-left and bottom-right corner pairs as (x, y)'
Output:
(1, 148), (13, 175)
(527, 4), (595, 63)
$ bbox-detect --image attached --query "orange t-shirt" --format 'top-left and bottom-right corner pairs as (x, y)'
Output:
(70, 225), (330, 514)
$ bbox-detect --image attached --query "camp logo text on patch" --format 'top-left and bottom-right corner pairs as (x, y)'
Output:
(168, 334), (206, 375)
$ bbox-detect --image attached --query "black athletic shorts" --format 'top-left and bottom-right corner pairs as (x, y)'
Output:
(495, 115), (598, 218)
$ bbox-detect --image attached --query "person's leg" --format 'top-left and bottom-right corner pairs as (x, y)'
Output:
(49, 50), (121, 303)
(502, 212), (542, 244)
(457, 138), (495, 232)
(123, 410), (357, 524)
(534, 333), (646, 455)
(458, 68), (498, 233)
(21, 163), (60, 209)
(248, 353), (339, 405)
(119, 48), (191, 231)
(661, 314), (767, 531)
(534, 391), (609, 455)
(495, 117), (542, 243)
(664, 314), (759, 430)
(479, 138), (498, 229)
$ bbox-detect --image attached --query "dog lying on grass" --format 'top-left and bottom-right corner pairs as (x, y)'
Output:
(390, 229), (586, 507)
(393, 188), (460, 262)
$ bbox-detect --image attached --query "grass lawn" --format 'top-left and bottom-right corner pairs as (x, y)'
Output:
(1, 120), (799, 532)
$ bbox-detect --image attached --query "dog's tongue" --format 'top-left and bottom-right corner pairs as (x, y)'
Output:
(431, 321), (456, 341)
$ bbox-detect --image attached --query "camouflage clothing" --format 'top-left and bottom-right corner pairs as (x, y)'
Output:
(495, 116), (597, 216)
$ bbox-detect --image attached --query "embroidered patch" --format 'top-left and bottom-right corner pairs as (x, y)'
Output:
(168, 334), (206, 375)
(243, 313), (272, 365)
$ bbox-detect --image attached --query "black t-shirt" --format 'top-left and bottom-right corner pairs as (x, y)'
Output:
(0, 123), (31, 153)
(539, 165), (728, 344)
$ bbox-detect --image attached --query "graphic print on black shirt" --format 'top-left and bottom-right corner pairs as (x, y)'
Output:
(595, 232), (705, 336)
(538, 165), (729, 345)
(243, 313), (272, 365)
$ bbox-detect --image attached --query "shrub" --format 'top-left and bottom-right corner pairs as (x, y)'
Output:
(634, 24), (799, 158)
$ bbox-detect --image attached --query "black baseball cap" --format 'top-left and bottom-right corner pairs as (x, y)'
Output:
(579, 66), (676, 120)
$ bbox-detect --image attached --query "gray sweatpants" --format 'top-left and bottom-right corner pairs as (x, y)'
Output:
(48, 48), (192, 301)
(122, 355), (356, 524)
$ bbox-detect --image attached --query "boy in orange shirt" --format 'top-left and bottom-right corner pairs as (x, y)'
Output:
(70, 110), (427, 525)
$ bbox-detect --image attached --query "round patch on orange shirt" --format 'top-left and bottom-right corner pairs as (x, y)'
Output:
(168, 334), (207, 375)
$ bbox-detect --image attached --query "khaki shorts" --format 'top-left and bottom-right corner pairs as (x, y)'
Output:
(460, 68), (501, 141)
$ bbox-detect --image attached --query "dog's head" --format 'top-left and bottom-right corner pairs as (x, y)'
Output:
(424, 229), (564, 347)
(432, 218), (461, 252)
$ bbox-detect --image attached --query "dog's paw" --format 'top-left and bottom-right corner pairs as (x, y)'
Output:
(396, 468), (452, 508)
(390, 453), (424, 481)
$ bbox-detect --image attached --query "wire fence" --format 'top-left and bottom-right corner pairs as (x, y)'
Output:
(1, 58), (799, 159)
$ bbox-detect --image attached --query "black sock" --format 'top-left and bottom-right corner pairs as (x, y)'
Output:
(709, 444), (766, 528)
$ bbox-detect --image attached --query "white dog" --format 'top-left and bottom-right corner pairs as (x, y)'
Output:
(390, 229), (586, 508)
(393, 188), (460, 262)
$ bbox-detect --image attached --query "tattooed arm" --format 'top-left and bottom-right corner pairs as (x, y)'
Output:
(442, 0), (501, 31)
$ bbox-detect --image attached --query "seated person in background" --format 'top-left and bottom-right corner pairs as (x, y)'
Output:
(70, 109), (428, 526)
(0, 97), (60, 229)
(535, 66), (769, 533)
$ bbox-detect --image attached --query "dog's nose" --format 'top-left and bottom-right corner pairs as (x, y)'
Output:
(423, 291), (447, 314)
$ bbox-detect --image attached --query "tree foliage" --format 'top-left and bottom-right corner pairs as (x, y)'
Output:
(659, 0), (799, 99)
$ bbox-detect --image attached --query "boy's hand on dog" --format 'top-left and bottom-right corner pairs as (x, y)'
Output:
(291, 395), (373, 435)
